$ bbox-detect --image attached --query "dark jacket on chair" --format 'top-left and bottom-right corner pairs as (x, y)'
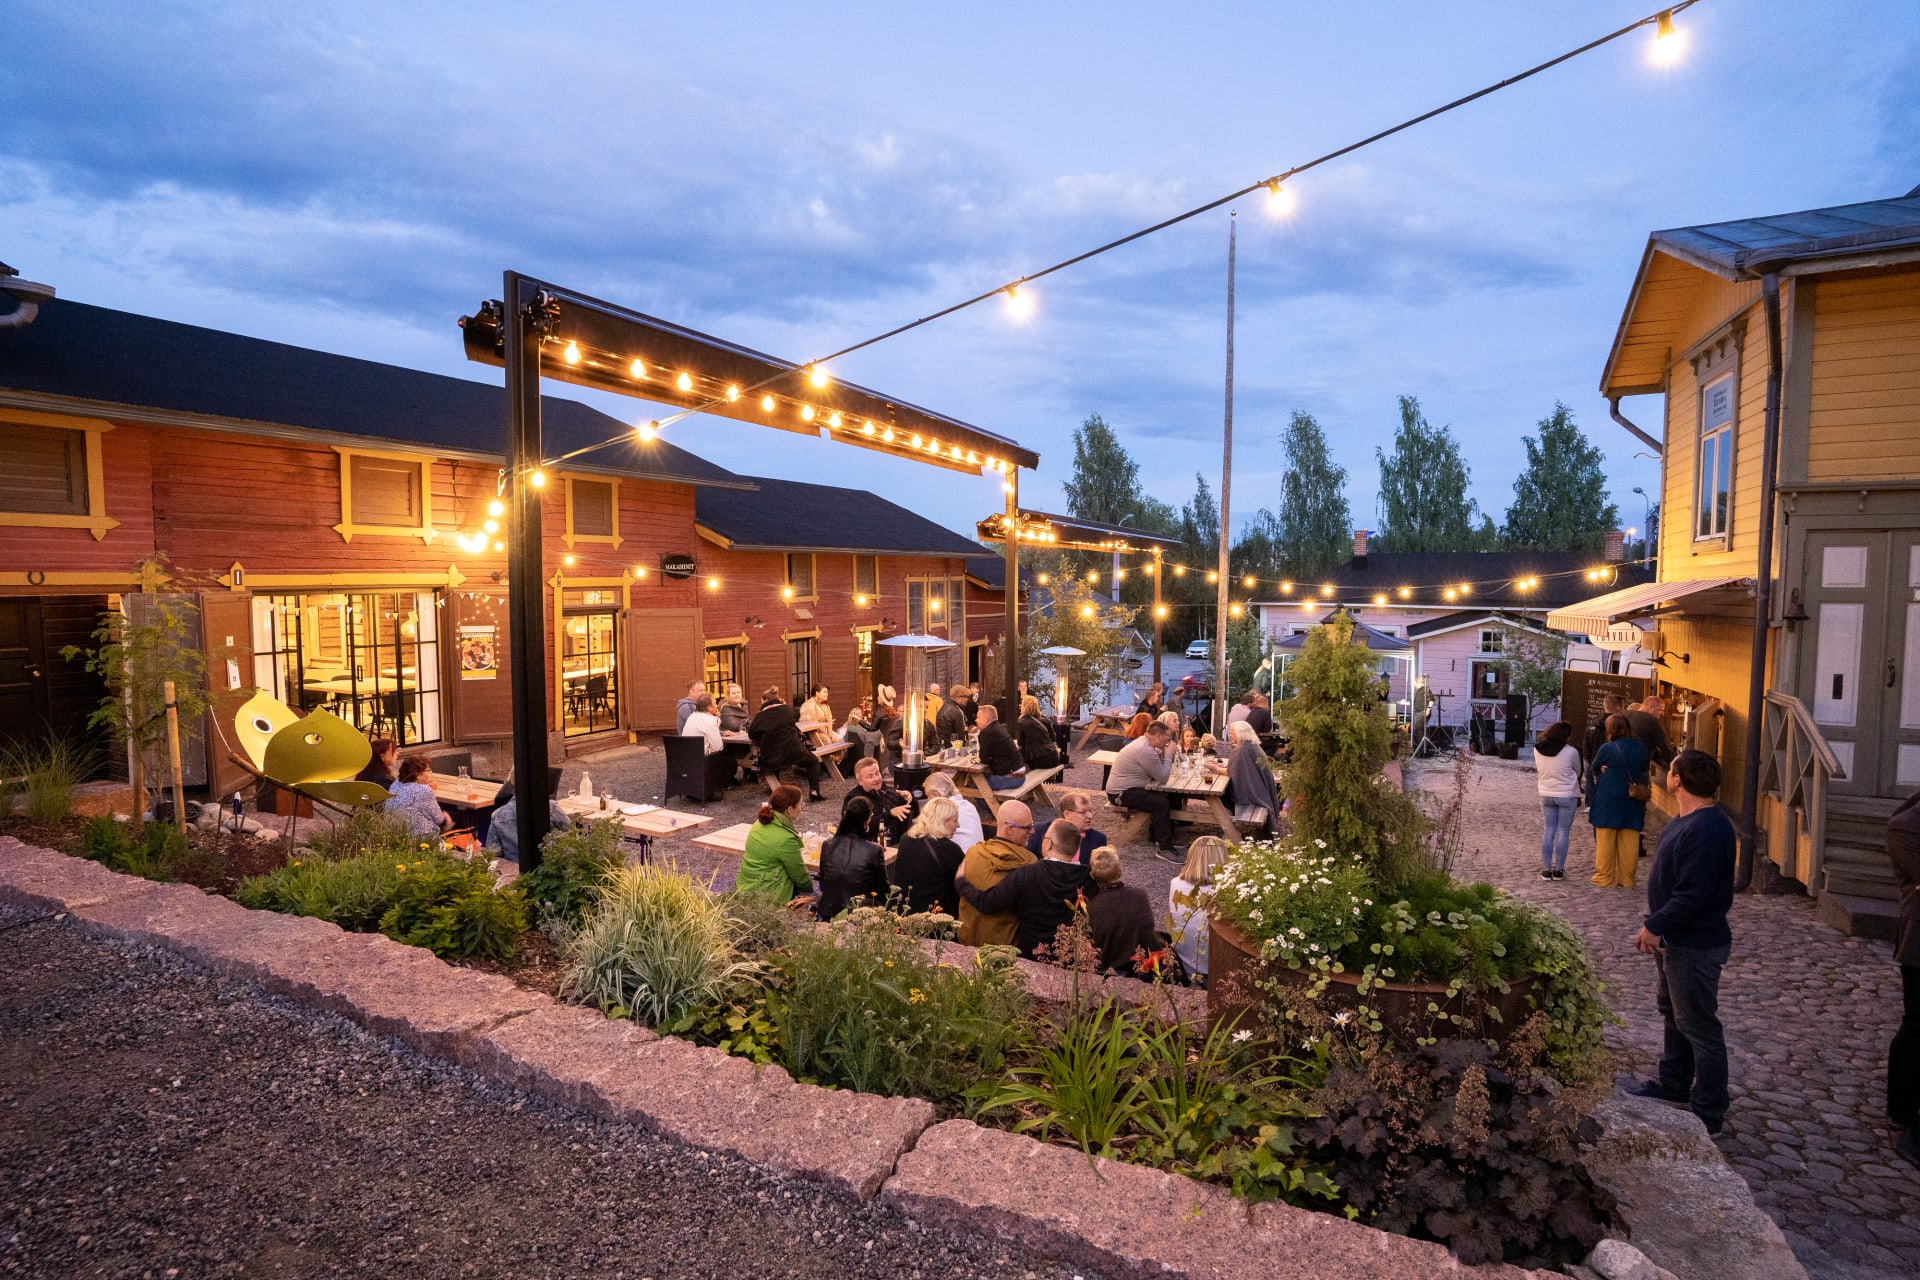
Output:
(748, 700), (811, 775)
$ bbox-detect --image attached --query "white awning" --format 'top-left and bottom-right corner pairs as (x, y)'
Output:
(1545, 576), (1751, 636)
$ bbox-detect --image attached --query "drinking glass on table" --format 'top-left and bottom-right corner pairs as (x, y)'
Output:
(457, 765), (473, 800)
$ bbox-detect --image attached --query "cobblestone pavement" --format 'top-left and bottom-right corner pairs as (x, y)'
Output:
(1410, 755), (1919, 1280)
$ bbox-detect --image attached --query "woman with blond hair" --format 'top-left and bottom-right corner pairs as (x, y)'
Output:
(922, 771), (983, 851)
(890, 796), (965, 915)
(1168, 835), (1233, 983)
(1016, 693), (1061, 771)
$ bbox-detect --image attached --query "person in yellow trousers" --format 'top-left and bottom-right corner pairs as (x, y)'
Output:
(1589, 713), (1652, 887)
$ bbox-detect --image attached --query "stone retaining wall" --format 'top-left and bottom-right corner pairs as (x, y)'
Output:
(0, 835), (1779, 1280)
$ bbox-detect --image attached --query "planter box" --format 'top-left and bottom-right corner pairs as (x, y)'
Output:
(1208, 916), (1537, 1044)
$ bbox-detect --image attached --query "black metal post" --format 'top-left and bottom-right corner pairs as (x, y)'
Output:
(1002, 470), (1020, 720)
(505, 271), (553, 871)
(1151, 548), (1163, 685)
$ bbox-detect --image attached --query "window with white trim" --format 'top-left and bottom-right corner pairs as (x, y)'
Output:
(1696, 372), (1734, 541)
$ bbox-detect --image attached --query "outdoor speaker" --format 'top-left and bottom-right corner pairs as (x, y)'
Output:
(1505, 695), (1528, 745)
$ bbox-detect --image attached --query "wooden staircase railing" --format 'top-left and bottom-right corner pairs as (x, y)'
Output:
(1759, 691), (1846, 889)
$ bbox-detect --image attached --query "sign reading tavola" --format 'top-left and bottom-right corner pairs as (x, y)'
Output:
(1589, 623), (1659, 652)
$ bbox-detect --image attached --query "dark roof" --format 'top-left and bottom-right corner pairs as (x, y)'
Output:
(695, 476), (984, 558)
(1274, 617), (1410, 653)
(1651, 192), (1920, 280)
(963, 547), (1035, 592)
(1252, 551), (1654, 611)
(1405, 609), (1562, 640)
(0, 299), (749, 489)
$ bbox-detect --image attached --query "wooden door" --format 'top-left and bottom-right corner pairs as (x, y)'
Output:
(199, 591), (256, 798)
(1798, 531), (1899, 796)
(624, 608), (701, 733)
(0, 598), (50, 752)
(449, 591), (513, 744)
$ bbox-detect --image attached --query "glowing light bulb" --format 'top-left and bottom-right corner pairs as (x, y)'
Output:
(629, 358), (646, 379)
(633, 566), (648, 579)
(487, 499), (504, 518)
(928, 438), (941, 454)
(493, 540), (504, 552)
(1243, 575), (1256, 588)
(1281, 581), (1293, 594)
(1174, 566), (1186, 577)
(636, 421), (657, 442)
(800, 405), (815, 421)
(1374, 594), (1387, 606)
(1080, 605), (1094, 619)
(910, 434), (923, 448)
(1207, 571), (1218, 583)
(829, 412), (842, 428)
(930, 598), (941, 613)
(483, 519), (498, 534)
(529, 469), (547, 488)
(1460, 584), (1472, 597)
(855, 594), (868, 607)
(1302, 600), (1314, 612)
(676, 371), (692, 392)
(1037, 573), (1049, 585)
(760, 394), (775, 412)
(1002, 481), (1015, 495)
(809, 364), (829, 388)
(781, 585), (794, 600)
(1155, 605), (1168, 619)
(563, 554), (575, 566)
(1651, 9), (1684, 63)
(1264, 180), (1294, 217)
(882, 428), (894, 443)
(863, 421), (876, 436)
(1230, 603), (1244, 618)
(706, 576), (720, 591)
(562, 341), (581, 365)
(1320, 584), (1333, 597)
(1399, 587), (1411, 598)
(966, 451), (978, 464)
(726, 385), (741, 402)
(1087, 571), (1099, 582)
(1004, 283), (1034, 319)
(1445, 588), (1458, 601)
(1116, 569), (1127, 581)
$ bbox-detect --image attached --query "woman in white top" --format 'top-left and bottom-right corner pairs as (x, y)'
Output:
(1168, 835), (1232, 983)
(922, 771), (983, 852)
(1533, 720), (1584, 881)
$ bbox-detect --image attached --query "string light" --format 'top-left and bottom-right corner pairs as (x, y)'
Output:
(829, 412), (843, 429)
(1081, 605), (1095, 619)
(1229, 602), (1244, 618)
(1243, 575), (1256, 588)
(760, 394), (775, 412)
(1320, 584), (1333, 597)
(633, 566), (648, 579)
(1174, 566), (1186, 577)
(1264, 180), (1294, 217)
(1374, 594), (1388, 605)
(629, 358), (646, 379)
(1207, 571), (1218, 583)
(809, 365), (829, 388)
(563, 554), (575, 566)
(529, 470), (547, 488)
(563, 341), (581, 365)
(863, 421), (877, 436)
(1004, 283), (1034, 320)
(781, 585), (794, 600)
(493, 540), (504, 551)
(1399, 587), (1412, 598)
(676, 372), (693, 392)
(1036, 573), (1049, 585)
(800, 405), (816, 421)
(882, 428), (894, 443)
(487, 500), (504, 518)
(706, 576), (720, 591)
(483, 519), (498, 534)
(1155, 604), (1168, 619)
(1087, 571), (1099, 582)
(855, 594), (868, 607)
(726, 385), (741, 402)
(636, 421), (657, 442)
(1652, 8), (1684, 63)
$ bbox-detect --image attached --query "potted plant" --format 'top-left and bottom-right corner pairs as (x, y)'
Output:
(1208, 619), (1607, 1074)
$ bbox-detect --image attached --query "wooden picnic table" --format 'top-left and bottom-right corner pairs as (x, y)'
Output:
(1148, 762), (1236, 832)
(1088, 748), (1119, 789)
(927, 754), (1061, 819)
(1075, 704), (1134, 751)
(555, 795), (713, 839)
(428, 776), (504, 810)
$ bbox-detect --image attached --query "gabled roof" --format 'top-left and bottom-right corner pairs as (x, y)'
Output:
(695, 476), (984, 558)
(1602, 191), (1920, 397)
(1252, 551), (1652, 611)
(0, 300), (750, 489)
(1405, 610), (1565, 641)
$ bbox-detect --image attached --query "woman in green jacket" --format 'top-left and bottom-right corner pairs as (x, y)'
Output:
(737, 785), (812, 902)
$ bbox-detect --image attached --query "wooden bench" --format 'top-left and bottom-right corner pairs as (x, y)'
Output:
(813, 739), (855, 781)
(990, 764), (1060, 803)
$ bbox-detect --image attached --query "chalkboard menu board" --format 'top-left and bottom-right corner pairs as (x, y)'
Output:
(1560, 670), (1648, 734)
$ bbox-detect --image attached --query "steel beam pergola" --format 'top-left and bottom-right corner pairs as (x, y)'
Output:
(459, 273), (1038, 869)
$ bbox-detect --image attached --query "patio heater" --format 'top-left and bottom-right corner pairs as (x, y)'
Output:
(880, 632), (953, 796)
(1039, 644), (1085, 763)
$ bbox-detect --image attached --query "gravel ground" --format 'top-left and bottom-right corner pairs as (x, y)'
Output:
(1415, 754), (1919, 1280)
(0, 902), (1098, 1280)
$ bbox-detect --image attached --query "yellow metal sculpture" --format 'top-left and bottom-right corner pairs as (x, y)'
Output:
(234, 691), (390, 808)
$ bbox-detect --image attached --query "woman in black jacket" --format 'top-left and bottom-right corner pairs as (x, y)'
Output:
(889, 796), (965, 916)
(1015, 695), (1062, 771)
(748, 687), (823, 801)
(815, 796), (888, 920)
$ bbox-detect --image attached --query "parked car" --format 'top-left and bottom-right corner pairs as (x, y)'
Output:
(1185, 639), (1211, 659)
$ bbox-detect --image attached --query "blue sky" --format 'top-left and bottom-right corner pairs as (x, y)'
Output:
(4, 0), (1916, 541)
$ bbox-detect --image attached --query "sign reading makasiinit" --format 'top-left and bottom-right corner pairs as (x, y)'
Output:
(1559, 669), (1648, 734)
(660, 553), (697, 580)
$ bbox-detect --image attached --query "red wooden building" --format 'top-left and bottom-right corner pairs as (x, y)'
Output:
(0, 299), (752, 789)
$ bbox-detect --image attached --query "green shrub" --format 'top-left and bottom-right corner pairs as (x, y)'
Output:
(379, 855), (526, 960)
(300, 807), (417, 862)
(718, 886), (796, 957)
(3, 737), (94, 826)
(518, 818), (625, 931)
(974, 1000), (1152, 1156)
(565, 865), (750, 1026)
(237, 852), (407, 932)
(775, 915), (1028, 1102)
(78, 814), (188, 881)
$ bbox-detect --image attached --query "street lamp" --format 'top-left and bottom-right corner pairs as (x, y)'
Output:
(1631, 487), (1654, 566)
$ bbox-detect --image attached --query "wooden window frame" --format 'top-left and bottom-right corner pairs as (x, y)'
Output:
(562, 473), (623, 549)
(851, 554), (880, 603)
(785, 552), (817, 602)
(1686, 323), (1742, 552)
(334, 446), (435, 543)
(0, 412), (118, 541)
(550, 572), (629, 731)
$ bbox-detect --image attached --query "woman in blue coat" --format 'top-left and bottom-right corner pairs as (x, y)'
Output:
(1589, 713), (1650, 889)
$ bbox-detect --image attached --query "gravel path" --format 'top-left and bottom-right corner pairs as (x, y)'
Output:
(1413, 755), (1920, 1280)
(0, 903), (1095, 1280)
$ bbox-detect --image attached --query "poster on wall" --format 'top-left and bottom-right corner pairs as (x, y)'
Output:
(458, 625), (498, 680)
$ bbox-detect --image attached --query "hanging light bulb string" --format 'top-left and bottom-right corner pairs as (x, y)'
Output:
(516, 2), (1698, 481)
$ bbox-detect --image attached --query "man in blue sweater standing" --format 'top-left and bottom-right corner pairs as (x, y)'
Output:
(1628, 749), (1737, 1134)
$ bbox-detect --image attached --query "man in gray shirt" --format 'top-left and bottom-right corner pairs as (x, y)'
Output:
(1107, 720), (1177, 855)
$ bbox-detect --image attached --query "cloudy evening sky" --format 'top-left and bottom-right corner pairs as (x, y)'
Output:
(4, 0), (1916, 541)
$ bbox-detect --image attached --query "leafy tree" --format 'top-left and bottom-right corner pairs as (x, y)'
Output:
(1230, 509), (1287, 586)
(1223, 612), (1265, 701)
(1501, 403), (1620, 551)
(1501, 626), (1569, 731)
(1061, 413), (1139, 528)
(1020, 577), (1138, 717)
(61, 554), (208, 830)
(1277, 411), (1352, 578)
(1180, 473), (1220, 577)
(1373, 396), (1495, 553)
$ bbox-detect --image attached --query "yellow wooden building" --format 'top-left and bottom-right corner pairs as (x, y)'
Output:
(1551, 186), (1920, 936)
